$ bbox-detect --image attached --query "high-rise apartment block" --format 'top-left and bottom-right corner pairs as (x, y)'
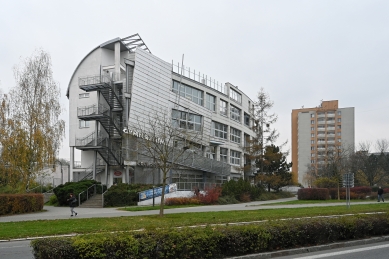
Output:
(291, 100), (355, 186)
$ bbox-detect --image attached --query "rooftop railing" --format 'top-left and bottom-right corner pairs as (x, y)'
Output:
(172, 62), (227, 95)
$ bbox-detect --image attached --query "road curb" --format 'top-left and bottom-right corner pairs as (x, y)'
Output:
(228, 235), (389, 258)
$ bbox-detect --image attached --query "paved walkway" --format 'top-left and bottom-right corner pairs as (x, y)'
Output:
(0, 197), (379, 223)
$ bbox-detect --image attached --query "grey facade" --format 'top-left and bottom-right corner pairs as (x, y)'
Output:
(67, 34), (255, 189)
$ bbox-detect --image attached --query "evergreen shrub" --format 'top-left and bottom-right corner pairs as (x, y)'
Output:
(103, 183), (155, 207)
(221, 178), (262, 202)
(53, 180), (103, 206)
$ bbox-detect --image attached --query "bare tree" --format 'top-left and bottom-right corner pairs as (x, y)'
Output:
(0, 50), (65, 191)
(358, 141), (372, 153)
(375, 139), (389, 153)
(128, 110), (202, 217)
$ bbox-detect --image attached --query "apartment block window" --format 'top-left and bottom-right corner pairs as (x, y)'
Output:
(338, 139), (342, 143)
(311, 140), (315, 144)
(311, 146), (315, 150)
(172, 80), (203, 106)
(220, 99), (228, 116)
(311, 153), (315, 157)
(205, 93), (216, 111)
(220, 148), (228, 163)
(230, 127), (241, 144)
(244, 113), (250, 127)
(337, 125), (341, 129)
(230, 150), (241, 165)
(310, 113), (315, 118)
(311, 133), (315, 137)
(172, 109), (202, 131)
(79, 120), (90, 128)
(311, 127), (315, 131)
(338, 111), (341, 115)
(311, 160), (315, 164)
(79, 93), (90, 98)
(211, 121), (228, 139)
(230, 88), (242, 103)
(337, 132), (341, 136)
(230, 105), (241, 122)
(338, 118), (341, 122)
(311, 120), (315, 124)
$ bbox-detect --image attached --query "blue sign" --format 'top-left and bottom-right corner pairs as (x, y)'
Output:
(139, 183), (177, 201)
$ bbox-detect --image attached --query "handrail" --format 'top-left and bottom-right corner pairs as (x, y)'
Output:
(26, 185), (43, 193)
(78, 184), (105, 206)
(102, 189), (108, 208)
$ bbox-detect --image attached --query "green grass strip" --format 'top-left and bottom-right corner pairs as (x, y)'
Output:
(1, 203), (388, 240)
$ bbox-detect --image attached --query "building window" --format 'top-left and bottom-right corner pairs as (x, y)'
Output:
(337, 132), (341, 136)
(311, 153), (315, 157)
(172, 109), (202, 131)
(220, 148), (228, 163)
(311, 160), (315, 164)
(79, 93), (90, 98)
(244, 113), (250, 127)
(337, 125), (341, 129)
(311, 146), (315, 150)
(311, 140), (315, 144)
(211, 121), (228, 139)
(338, 118), (341, 122)
(311, 120), (315, 124)
(205, 93), (216, 111)
(230, 127), (241, 144)
(310, 113), (315, 118)
(338, 139), (341, 142)
(172, 80), (203, 106)
(230, 105), (241, 122)
(220, 99), (228, 116)
(206, 146), (216, 159)
(244, 134), (250, 147)
(311, 127), (314, 131)
(311, 133), (315, 137)
(230, 150), (241, 165)
(338, 111), (341, 115)
(230, 88), (242, 103)
(79, 120), (90, 128)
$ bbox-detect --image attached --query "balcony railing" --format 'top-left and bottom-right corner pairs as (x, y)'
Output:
(79, 75), (111, 87)
(77, 104), (109, 117)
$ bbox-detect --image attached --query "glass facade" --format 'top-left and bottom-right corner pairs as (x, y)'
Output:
(172, 80), (203, 106)
(172, 109), (202, 131)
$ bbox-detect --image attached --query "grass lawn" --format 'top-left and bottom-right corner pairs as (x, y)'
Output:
(0, 203), (388, 240)
(262, 199), (375, 205)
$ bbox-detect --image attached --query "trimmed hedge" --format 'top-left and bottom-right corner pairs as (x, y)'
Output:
(329, 187), (372, 200)
(297, 188), (329, 200)
(0, 194), (44, 215)
(31, 213), (389, 259)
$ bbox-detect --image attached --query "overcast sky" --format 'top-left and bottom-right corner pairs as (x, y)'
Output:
(0, 0), (388, 161)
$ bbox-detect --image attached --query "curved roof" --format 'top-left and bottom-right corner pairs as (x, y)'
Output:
(66, 34), (150, 98)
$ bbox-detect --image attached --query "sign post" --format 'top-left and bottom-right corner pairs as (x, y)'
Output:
(343, 173), (354, 209)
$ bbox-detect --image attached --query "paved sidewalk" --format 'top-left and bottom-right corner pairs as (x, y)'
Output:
(0, 197), (379, 223)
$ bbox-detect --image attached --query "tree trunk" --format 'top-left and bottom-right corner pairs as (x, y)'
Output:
(159, 169), (168, 217)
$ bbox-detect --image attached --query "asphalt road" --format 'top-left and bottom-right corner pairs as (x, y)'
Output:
(273, 241), (389, 259)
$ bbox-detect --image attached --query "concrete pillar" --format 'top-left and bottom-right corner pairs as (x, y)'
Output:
(115, 42), (120, 79)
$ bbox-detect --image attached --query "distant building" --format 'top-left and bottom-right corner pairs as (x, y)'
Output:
(291, 100), (355, 186)
(66, 34), (256, 189)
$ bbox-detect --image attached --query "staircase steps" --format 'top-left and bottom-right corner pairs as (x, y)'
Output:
(79, 194), (103, 208)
